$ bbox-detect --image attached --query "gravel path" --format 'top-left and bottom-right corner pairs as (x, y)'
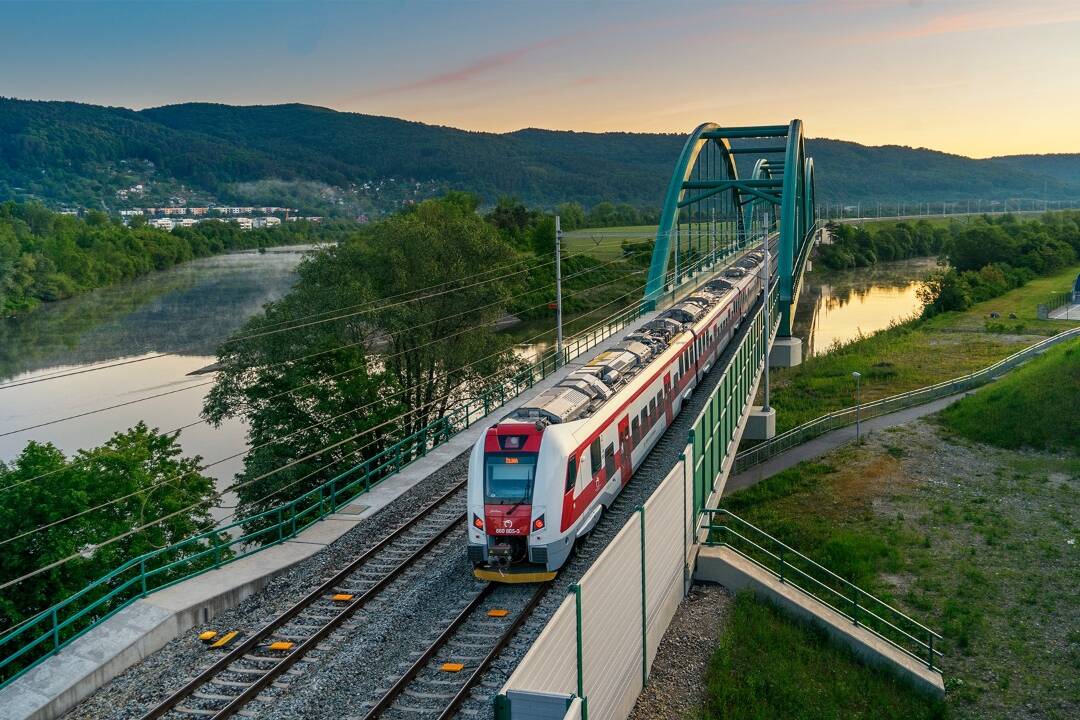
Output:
(628, 584), (732, 720)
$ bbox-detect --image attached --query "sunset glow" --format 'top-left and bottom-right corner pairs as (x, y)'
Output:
(2, 0), (1078, 157)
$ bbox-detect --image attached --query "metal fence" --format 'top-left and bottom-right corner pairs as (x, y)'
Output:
(701, 508), (943, 669)
(688, 289), (776, 519)
(1037, 290), (1076, 320)
(733, 325), (1080, 474)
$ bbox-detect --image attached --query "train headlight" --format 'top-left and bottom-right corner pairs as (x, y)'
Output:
(472, 514), (484, 530)
(532, 515), (545, 532)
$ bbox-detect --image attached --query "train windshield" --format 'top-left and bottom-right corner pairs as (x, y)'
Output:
(484, 453), (537, 504)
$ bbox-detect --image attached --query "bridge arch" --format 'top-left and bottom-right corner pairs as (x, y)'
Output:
(644, 120), (817, 334)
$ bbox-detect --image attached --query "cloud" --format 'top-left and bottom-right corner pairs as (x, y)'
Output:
(852, 2), (1080, 43)
(363, 35), (571, 98)
(353, 7), (743, 101)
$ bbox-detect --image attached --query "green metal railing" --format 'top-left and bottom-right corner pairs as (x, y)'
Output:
(686, 221), (818, 518)
(1036, 290), (1076, 320)
(688, 288), (777, 518)
(0, 248), (744, 689)
(702, 508), (943, 670)
(732, 325), (1080, 473)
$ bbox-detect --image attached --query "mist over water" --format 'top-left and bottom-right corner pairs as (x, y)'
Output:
(0, 247), (313, 513)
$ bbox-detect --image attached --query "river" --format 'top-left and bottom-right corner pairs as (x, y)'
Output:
(794, 256), (938, 357)
(0, 246), (314, 517)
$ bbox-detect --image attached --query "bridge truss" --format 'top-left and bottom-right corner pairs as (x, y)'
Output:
(644, 120), (816, 336)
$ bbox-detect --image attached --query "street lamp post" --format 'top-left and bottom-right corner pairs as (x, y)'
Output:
(852, 371), (862, 442)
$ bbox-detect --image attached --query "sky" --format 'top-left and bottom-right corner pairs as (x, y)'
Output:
(1, 0), (1078, 158)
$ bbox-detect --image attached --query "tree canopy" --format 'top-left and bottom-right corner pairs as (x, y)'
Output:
(0, 423), (219, 631)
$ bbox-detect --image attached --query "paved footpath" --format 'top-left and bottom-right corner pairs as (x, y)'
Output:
(724, 392), (969, 496)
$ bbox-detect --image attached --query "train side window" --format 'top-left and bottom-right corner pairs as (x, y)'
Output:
(631, 416), (640, 443)
(640, 408), (648, 431)
(590, 438), (602, 476)
(604, 444), (615, 477)
(565, 455), (578, 494)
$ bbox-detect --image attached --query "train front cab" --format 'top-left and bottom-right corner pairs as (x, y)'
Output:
(468, 423), (563, 583)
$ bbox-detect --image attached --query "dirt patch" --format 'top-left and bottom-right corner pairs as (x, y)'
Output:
(628, 584), (732, 720)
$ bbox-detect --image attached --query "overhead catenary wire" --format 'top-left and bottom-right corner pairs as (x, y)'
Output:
(0, 248), (724, 572)
(0, 255), (688, 555)
(0, 255), (652, 494)
(0, 283), (700, 590)
(0, 265), (656, 533)
(0, 239), (642, 392)
(0, 250), (649, 439)
(1, 234), (705, 511)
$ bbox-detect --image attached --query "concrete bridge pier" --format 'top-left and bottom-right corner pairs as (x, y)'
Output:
(744, 405), (776, 440)
(769, 336), (803, 367)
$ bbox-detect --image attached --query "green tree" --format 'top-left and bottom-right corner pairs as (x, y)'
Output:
(204, 197), (522, 525)
(0, 424), (219, 631)
(555, 202), (586, 231)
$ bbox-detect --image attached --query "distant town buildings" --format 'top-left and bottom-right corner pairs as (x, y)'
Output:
(112, 205), (325, 230)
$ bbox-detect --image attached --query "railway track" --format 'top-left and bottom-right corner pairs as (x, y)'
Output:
(139, 480), (470, 720)
(357, 582), (548, 720)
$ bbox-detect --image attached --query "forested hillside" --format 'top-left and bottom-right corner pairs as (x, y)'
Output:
(3, 98), (1079, 214)
(0, 201), (340, 314)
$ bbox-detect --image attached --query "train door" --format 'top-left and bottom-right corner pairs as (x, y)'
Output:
(663, 375), (673, 423)
(617, 417), (632, 484)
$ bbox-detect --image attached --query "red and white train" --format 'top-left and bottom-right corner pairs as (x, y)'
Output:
(467, 250), (769, 582)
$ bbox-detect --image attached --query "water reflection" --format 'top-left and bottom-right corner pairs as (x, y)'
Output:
(0, 247), (312, 380)
(0, 247), (314, 514)
(795, 257), (938, 357)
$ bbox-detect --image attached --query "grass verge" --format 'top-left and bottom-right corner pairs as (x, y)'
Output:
(701, 591), (945, 720)
(768, 263), (1080, 432)
(939, 339), (1080, 452)
(718, 420), (1080, 719)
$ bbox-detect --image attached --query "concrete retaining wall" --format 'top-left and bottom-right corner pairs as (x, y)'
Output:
(498, 458), (692, 720)
(696, 546), (945, 697)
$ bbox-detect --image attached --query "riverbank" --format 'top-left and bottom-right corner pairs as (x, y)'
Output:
(767, 262), (1080, 432)
(0, 203), (340, 317)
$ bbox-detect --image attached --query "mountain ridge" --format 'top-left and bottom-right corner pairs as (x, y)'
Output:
(2, 98), (1078, 215)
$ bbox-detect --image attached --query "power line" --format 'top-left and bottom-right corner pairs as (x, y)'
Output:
(0, 251), (716, 585)
(0, 241), (644, 392)
(0, 261), (651, 493)
(0, 252), (648, 439)
(0, 241), (717, 550)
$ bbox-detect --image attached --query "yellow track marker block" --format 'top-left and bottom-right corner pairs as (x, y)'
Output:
(486, 609), (509, 618)
(441, 663), (464, 673)
(210, 631), (238, 649)
(332, 593), (354, 602)
(268, 641), (294, 651)
(198, 631), (218, 642)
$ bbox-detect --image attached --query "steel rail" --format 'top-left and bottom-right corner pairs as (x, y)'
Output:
(361, 582), (550, 720)
(138, 478), (469, 720)
(432, 583), (550, 720)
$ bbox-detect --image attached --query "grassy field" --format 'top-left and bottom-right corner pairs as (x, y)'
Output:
(939, 339), (1080, 452)
(717, 417), (1080, 719)
(768, 263), (1080, 432)
(563, 225), (657, 259)
(855, 213), (1049, 233)
(702, 592), (946, 720)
